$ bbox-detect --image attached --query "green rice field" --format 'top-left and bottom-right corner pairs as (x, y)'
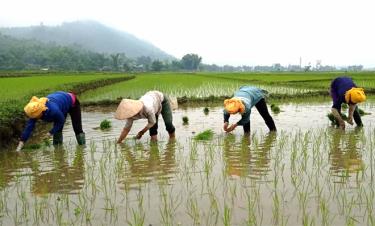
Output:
(80, 72), (375, 102)
(0, 71), (375, 225)
(0, 73), (126, 100)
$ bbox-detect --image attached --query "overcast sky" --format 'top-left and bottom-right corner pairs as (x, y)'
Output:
(0, 0), (374, 67)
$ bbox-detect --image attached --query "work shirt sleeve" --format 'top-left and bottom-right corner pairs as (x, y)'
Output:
(145, 113), (157, 129)
(124, 119), (134, 129)
(223, 110), (230, 123)
(49, 111), (66, 135)
(20, 119), (37, 142)
(236, 110), (251, 126)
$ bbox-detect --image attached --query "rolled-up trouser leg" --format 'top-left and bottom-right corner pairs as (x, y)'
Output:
(255, 98), (277, 131)
(53, 131), (63, 145)
(353, 106), (363, 127)
(161, 97), (175, 134)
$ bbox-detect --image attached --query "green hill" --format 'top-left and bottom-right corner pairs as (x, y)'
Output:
(0, 20), (174, 60)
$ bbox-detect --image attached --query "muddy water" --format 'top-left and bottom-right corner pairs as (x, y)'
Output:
(0, 102), (374, 225)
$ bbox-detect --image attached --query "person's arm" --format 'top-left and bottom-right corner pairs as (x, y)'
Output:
(347, 104), (357, 125)
(226, 123), (237, 132)
(117, 119), (133, 143)
(17, 119), (37, 151)
(20, 119), (37, 142)
(117, 127), (131, 143)
(136, 113), (156, 139)
(49, 111), (66, 135)
(331, 108), (345, 129)
(223, 110), (230, 131)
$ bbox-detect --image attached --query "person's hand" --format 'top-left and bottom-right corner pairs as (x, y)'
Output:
(136, 131), (145, 139)
(223, 122), (229, 132)
(226, 124), (237, 133)
(347, 117), (354, 125)
(46, 132), (52, 138)
(339, 121), (346, 130)
(16, 141), (24, 152)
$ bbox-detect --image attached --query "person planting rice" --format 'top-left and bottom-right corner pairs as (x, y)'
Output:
(223, 86), (276, 134)
(115, 90), (175, 143)
(16, 91), (85, 151)
(330, 76), (366, 130)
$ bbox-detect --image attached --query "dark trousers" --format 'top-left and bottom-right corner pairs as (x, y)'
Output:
(149, 97), (176, 136)
(353, 106), (363, 126)
(53, 98), (84, 145)
(243, 98), (276, 133)
(68, 98), (84, 135)
(58, 98), (83, 135)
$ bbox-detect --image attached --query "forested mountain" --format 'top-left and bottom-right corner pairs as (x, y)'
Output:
(0, 21), (173, 60)
(0, 33), (113, 70)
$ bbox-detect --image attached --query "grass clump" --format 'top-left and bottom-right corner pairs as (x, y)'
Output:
(203, 107), (210, 115)
(270, 104), (281, 114)
(358, 108), (371, 116)
(100, 119), (112, 130)
(182, 116), (189, 125)
(194, 129), (214, 141)
(23, 143), (42, 150)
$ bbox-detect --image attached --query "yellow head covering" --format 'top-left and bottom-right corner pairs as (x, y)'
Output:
(224, 98), (245, 114)
(24, 96), (48, 118)
(345, 88), (366, 104)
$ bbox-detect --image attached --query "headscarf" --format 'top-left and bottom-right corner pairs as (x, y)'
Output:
(224, 98), (245, 114)
(345, 88), (366, 104)
(24, 96), (48, 118)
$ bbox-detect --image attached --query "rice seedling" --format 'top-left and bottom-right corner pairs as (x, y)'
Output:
(194, 129), (214, 141)
(270, 103), (281, 114)
(182, 116), (189, 125)
(100, 119), (112, 130)
(203, 107), (210, 115)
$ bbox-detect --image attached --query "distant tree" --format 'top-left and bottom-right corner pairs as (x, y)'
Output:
(136, 56), (152, 70)
(181, 53), (202, 71)
(123, 61), (133, 72)
(304, 65), (311, 72)
(151, 60), (163, 71)
(110, 53), (120, 71)
(170, 60), (182, 71)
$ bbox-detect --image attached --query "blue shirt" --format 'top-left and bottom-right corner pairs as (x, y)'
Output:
(21, 91), (73, 142)
(330, 76), (356, 110)
(223, 86), (265, 126)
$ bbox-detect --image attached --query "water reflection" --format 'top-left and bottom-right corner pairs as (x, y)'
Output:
(117, 140), (177, 188)
(329, 128), (364, 183)
(31, 147), (85, 195)
(223, 132), (276, 181)
(0, 151), (34, 189)
(0, 147), (85, 194)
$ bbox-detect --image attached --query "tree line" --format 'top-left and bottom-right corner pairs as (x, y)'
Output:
(0, 33), (202, 72)
(0, 33), (365, 72)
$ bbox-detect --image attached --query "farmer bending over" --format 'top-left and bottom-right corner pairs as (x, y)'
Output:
(330, 76), (366, 130)
(223, 86), (276, 134)
(116, 90), (175, 143)
(16, 91), (86, 151)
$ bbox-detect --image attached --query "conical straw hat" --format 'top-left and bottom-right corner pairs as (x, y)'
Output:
(114, 99), (144, 120)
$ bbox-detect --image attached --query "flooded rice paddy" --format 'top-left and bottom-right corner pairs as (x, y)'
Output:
(1, 102), (375, 225)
